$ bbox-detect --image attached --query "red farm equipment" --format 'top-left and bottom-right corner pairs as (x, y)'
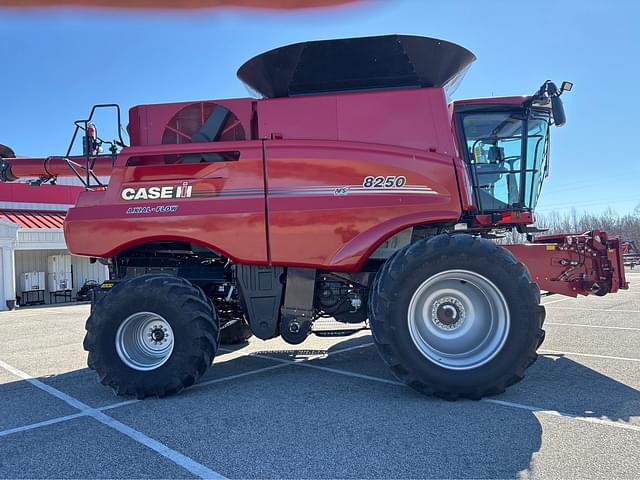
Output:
(622, 241), (640, 268)
(0, 35), (628, 399)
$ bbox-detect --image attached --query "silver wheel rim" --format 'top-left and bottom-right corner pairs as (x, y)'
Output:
(407, 270), (510, 370)
(115, 312), (174, 371)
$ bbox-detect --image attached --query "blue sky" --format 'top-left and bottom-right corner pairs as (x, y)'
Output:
(1, 0), (638, 214)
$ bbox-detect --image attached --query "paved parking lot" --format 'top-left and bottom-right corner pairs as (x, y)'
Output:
(1, 272), (639, 479)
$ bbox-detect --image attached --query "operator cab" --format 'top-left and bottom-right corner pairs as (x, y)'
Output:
(454, 80), (572, 215)
(457, 103), (551, 212)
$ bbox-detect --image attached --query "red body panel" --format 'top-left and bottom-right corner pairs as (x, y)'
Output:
(63, 137), (461, 269)
(257, 88), (457, 155)
(65, 141), (268, 263)
(265, 140), (460, 269)
(64, 87), (464, 270)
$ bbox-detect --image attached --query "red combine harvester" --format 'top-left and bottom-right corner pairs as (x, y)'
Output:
(0, 35), (627, 399)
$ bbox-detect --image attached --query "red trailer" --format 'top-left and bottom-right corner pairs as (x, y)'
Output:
(0, 35), (627, 400)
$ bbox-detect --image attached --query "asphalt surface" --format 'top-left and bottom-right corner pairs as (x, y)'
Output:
(0, 272), (639, 479)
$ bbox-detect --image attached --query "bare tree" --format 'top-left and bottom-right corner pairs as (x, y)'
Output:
(534, 206), (640, 245)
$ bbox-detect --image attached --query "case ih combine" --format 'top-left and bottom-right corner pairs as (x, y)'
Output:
(0, 35), (627, 400)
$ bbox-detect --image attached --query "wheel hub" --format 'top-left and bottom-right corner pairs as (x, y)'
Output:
(432, 297), (465, 330)
(149, 325), (169, 344)
(407, 270), (510, 370)
(115, 312), (175, 371)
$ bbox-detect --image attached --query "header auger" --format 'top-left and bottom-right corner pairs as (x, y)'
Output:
(0, 35), (627, 400)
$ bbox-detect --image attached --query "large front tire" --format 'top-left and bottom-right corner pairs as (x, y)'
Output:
(369, 234), (544, 400)
(84, 274), (219, 398)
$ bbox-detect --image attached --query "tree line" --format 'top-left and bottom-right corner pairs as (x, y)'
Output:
(500, 205), (640, 246)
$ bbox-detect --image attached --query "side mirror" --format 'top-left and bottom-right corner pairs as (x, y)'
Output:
(541, 80), (571, 127)
(551, 95), (566, 127)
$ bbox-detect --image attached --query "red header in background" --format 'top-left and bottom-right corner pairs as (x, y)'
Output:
(0, 183), (83, 205)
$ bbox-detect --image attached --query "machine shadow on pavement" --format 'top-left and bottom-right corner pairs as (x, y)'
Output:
(1, 334), (638, 477)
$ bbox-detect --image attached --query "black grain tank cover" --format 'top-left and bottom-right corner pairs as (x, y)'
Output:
(237, 34), (476, 98)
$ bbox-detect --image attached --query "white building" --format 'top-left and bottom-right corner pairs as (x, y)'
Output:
(0, 183), (108, 310)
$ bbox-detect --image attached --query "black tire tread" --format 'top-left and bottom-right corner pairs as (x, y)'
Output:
(84, 274), (219, 398)
(370, 234), (545, 400)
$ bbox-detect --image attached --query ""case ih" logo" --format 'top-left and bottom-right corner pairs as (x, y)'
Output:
(121, 182), (192, 201)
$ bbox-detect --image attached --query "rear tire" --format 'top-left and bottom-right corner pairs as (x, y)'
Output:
(84, 274), (219, 398)
(369, 234), (544, 400)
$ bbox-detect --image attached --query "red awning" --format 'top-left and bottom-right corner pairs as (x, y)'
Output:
(0, 210), (66, 229)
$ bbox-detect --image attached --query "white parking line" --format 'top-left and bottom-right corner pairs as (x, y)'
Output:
(0, 359), (224, 480)
(100, 364), (290, 412)
(0, 364), (291, 440)
(0, 344), (363, 440)
(98, 399), (139, 412)
(483, 399), (640, 433)
(299, 362), (403, 385)
(540, 350), (640, 363)
(196, 363), (290, 388)
(219, 341), (375, 362)
(545, 322), (640, 332)
(0, 412), (86, 438)
(235, 346), (640, 434)
(219, 341), (375, 361)
(220, 344), (401, 386)
(546, 306), (640, 314)
(2, 336), (637, 452)
(541, 297), (576, 305)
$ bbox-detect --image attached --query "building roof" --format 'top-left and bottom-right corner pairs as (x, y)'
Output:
(0, 210), (66, 229)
